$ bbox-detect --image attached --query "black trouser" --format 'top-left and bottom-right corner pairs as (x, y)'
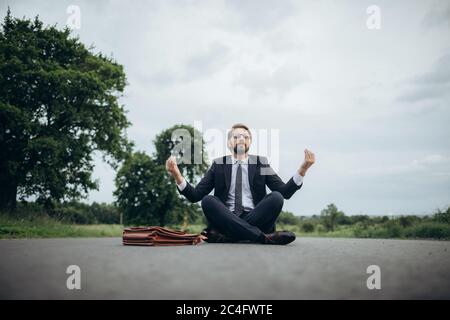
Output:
(201, 191), (284, 242)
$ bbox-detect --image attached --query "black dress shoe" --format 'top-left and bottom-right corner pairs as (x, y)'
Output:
(202, 228), (232, 243)
(263, 231), (296, 245)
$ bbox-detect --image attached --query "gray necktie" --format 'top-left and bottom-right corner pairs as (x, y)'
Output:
(235, 161), (243, 216)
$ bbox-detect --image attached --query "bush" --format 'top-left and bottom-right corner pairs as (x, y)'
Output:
(166, 200), (204, 226)
(398, 216), (416, 228)
(10, 201), (48, 220)
(316, 224), (326, 233)
(54, 206), (96, 224)
(5, 201), (122, 225)
(404, 223), (450, 239)
(353, 222), (402, 239)
(349, 215), (370, 225)
(385, 223), (402, 238)
(89, 202), (120, 224)
(278, 211), (301, 225)
(353, 221), (367, 230)
(301, 222), (315, 233)
(336, 215), (352, 225)
(433, 206), (450, 224)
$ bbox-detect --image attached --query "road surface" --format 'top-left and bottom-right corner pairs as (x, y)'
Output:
(1, 237), (449, 299)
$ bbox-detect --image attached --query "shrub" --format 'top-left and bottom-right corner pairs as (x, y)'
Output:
(385, 224), (402, 238)
(278, 211), (301, 225)
(6, 201), (121, 225)
(349, 215), (370, 225)
(316, 224), (326, 233)
(398, 216), (416, 228)
(433, 206), (450, 224)
(380, 216), (390, 223)
(404, 223), (450, 239)
(52, 204), (96, 224)
(320, 203), (345, 231)
(301, 222), (315, 233)
(89, 202), (120, 224)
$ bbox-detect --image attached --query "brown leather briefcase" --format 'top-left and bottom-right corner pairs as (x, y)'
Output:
(122, 226), (207, 246)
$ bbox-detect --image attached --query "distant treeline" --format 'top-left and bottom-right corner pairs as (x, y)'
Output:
(1, 200), (205, 226)
(3, 201), (121, 225)
(278, 204), (450, 239)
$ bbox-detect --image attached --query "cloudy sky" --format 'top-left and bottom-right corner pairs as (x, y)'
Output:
(2, 0), (449, 215)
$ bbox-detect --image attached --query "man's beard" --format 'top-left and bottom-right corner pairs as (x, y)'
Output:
(234, 144), (249, 155)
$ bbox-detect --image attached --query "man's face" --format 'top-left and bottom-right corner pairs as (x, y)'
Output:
(228, 128), (252, 155)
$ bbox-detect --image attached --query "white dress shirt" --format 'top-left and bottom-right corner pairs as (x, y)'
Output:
(226, 156), (254, 212)
(177, 156), (304, 212)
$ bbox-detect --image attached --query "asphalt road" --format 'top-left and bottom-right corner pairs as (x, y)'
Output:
(0, 237), (449, 299)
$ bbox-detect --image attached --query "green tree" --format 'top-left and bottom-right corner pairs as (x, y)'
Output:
(380, 216), (390, 224)
(88, 202), (120, 224)
(153, 124), (209, 225)
(433, 206), (450, 224)
(349, 215), (370, 226)
(114, 125), (210, 227)
(153, 124), (208, 183)
(320, 203), (345, 232)
(167, 198), (205, 226)
(0, 10), (132, 210)
(114, 152), (176, 226)
(278, 211), (301, 225)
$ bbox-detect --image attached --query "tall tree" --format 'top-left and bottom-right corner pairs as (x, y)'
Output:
(114, 152), (176, 226)
(153, 124), (208, 184)
(153, 124), (209, 225)
(0, 10), (133, 210)
(320, 203), (345, 232)
(114, 124), (209, 226)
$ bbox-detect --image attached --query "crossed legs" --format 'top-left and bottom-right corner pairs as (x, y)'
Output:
(201, 191), (284, 243)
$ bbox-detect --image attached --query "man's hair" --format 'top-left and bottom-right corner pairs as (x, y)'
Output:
(228, 123), (252, 140)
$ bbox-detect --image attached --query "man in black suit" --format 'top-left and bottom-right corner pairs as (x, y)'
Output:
(166, 123), (315, 245)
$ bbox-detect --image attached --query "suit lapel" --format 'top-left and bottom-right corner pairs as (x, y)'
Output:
(224, 155), (232, 193)
(248, 154), (257, 188)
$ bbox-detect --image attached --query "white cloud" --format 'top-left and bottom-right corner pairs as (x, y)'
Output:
(234, 61), (311, 97)
(412, 154), (450, 167)
(422, 1), (450, 28)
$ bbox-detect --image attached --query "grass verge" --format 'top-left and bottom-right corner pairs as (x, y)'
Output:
(1, 215), (449, 240)
(0, 215), (123, 239)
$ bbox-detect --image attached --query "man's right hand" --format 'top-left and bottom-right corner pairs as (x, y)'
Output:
(166, 156), (183, 184)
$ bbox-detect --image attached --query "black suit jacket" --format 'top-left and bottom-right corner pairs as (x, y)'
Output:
(178, 154), (302, 206)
